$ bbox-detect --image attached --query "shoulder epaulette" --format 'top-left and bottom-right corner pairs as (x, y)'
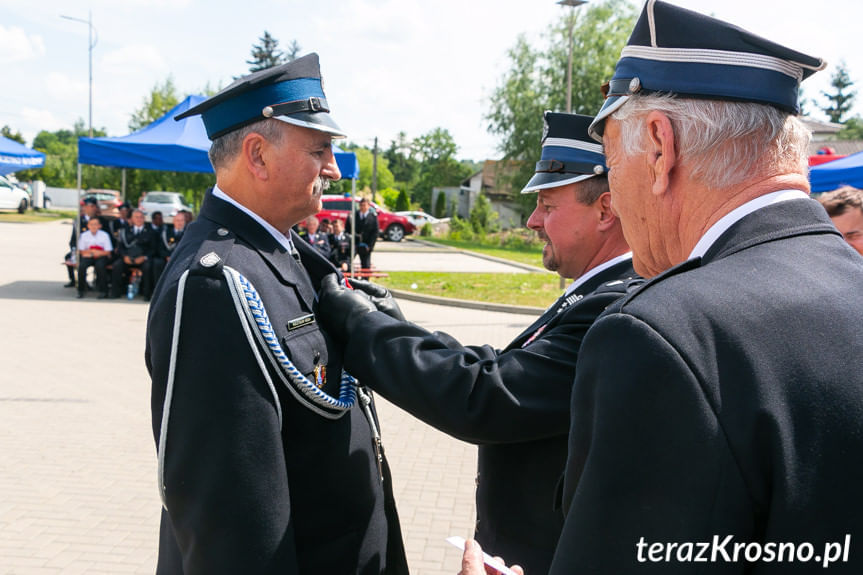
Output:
(190, 227), (236, 278)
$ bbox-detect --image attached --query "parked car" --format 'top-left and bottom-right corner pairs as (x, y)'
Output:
(0, 174), (29, 213)
(316, 195), (416, 242)
(138, 191), (193, 224)
(395, 210), (448, 230)
(81, 189), (123, 218)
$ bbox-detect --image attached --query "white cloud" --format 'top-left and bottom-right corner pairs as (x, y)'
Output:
(0, 25), (45, 64)
(101, 44), (168, 76)
(18, 108), (66, 144)
(43, 72), (88, 104)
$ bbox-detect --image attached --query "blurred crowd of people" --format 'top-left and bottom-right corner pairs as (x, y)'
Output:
(65, 198), (193, 301)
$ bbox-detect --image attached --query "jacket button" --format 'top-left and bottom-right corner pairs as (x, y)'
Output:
(313, 351), (321, 365)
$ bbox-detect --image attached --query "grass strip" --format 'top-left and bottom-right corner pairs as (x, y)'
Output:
(419, 237), (544, 268)
(376, 271), (562, 307)
(0, 210), (78, 223)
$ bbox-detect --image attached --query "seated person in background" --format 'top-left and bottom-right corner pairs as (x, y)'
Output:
(300, 214), (332, 259)
(152, 211), (188, 290)
(76, 217), (113, 299)
(108, 203), (131, 241)
(329, 218), (351, 271)
(111, 209), (156, 300)
(818, 186), (863, 256)
(150, 211), (165, 235)
(64, 197), (110, 288)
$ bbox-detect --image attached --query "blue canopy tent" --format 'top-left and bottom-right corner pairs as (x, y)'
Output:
(810, 150), (863, 193)
(0, 135), (45, 175)
(78, 94), (359, 178)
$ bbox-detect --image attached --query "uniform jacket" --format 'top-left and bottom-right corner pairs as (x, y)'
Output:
(155, 225), (186, 259)
(146, 190), (407, 575)
(340, 259), (636, 574)
(117, 223), (156, 258)
(551, 198), (863, 574)
(347, 209), (378, 249)
(329, 232), (351, 267)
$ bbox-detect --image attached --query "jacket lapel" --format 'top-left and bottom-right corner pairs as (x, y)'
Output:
(198, 191), (320, 310)
(506, 259), (635, 351)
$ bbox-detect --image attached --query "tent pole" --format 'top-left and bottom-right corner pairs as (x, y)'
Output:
(74, 163), (82, 274)
(350, 179), (356, 279)
(121, 169), (126, 200)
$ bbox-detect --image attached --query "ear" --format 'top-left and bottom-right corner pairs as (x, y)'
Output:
(595, 191), (617, 231)
(644, 110), (676, 197)
(241, 132), (269, 181)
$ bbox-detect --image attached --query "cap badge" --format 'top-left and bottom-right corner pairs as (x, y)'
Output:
(629, 77), (641, 94)
(593, 165), (606, 175)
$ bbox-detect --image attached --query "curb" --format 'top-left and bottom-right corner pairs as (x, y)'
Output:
(388, 287), (544, 316)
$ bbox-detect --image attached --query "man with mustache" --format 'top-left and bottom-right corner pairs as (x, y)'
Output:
(146, 55), (408, 574)
(317, 112), (634, 575)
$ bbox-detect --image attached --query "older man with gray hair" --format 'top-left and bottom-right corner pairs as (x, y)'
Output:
(461, 1), (863, 574)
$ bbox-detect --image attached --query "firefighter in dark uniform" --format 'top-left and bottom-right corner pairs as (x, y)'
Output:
(64, 197), (110, 288)
(346, 197), (378, 269)
(151, 211), (188, 292)
(110, 208), (156, 299)
(146, 54), (407, 575)
(317, 113), (636, 575)
(463, 3), (863, 574)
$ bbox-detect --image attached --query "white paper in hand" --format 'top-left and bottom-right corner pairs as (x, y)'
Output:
(445, 535), (518, 575)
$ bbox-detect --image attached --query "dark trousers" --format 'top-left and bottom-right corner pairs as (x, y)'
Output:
(78, 257), (109, 294)
(111, 258), (153, 298)
(357, 243), (373, 269)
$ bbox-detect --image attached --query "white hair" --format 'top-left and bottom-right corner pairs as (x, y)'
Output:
(611, 94), (811, 189)
(208, 118), (285, 171)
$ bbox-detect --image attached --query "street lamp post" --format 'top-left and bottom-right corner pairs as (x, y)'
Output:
(557, 0), (588, 114)
(61, 11), (97, 272)
(61, 11), (97, 138)
(557, 0), (588, 288)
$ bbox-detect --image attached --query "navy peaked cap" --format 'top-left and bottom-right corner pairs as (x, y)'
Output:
(176, 53), (345, 140)
(522, 112), (607, 194)
(589, 0), (826, 140)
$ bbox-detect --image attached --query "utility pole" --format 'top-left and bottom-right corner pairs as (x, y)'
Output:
(371, 136), (378, 197)
(557, 0), (588, 288)
(557, 0), (587, 114)
(61, 11), (97, 137)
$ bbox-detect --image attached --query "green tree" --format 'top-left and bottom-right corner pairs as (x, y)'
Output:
(434, 190), (447, 218)
(413, 127), (472, 210)
(1, 125), (25, 144)
(821, 61), (856, 123)
(395, 189), (410, 211)
(354, 147), (395, 193)
(838, 116), (863, 140)
(469, 192), (499, 234)
(384, 131), (420, 187)
(129, 77), (180, 132)
(285, 40), (302, 61)
(486, 0), (637, 214)
(247, 31), (285, 72)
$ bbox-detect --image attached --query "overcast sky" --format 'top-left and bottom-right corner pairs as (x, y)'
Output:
(1, 0), (860, 161)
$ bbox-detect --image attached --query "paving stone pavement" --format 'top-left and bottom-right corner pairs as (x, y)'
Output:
(0, 220), (540, 575)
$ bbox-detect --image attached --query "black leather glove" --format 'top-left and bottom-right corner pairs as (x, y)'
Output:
(316, 273), (377, 338)
(346, 277), (405, 322)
